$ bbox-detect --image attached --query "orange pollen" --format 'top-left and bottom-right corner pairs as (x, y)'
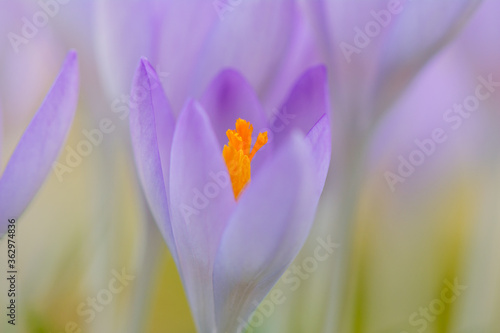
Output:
(222, 118), (268, 199)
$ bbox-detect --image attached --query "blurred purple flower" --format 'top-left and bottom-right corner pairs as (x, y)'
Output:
(307, 0), (482, 122)
(129, 58), (331, 333)
(95, 0), (319, 114)
(0, 51), (79, 237)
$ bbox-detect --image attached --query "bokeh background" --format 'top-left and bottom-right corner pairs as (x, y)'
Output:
(0, 0), (499, 332)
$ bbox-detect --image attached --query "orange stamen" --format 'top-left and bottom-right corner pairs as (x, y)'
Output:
(223, 118), (268, 199)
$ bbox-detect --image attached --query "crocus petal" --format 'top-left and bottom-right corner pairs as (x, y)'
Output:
(308, 0), (481, 122)
(200, 69), (271, 173)
(374, 0), (483, 116)
(305, 113), (332, 196)
(95, 0), (217, 111)
(0, 104), (3, 166)
(95, 0), (161, 97)
(458, 0), (500, 76)
(213, 132), (320, 332)
(191, 0), (297, 102)
(272, 65), (330, 148)
(169, 101), (236, 332)
(200, 69), (268, 147)
(154, 0), (218, 112)
(261, 9), (324, 113)
(130, 58), (177, 261)
(0, 51), (79, 237)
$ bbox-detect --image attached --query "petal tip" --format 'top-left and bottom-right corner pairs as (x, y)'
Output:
(216, 68), (245, 80)
(303, 64), (328, 83)
(139, 56), (152, 69)
(207, 68), (253, 95)
(177, 98), (206, 123)
(135, 57), (160, 86)
(66, 49), (78, 61)
(62, 50), (79, 79)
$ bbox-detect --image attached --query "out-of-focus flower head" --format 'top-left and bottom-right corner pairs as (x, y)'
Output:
(95, 0), (320, 114)
(307, 0), (482, 123)
(0, 51), (79, 237)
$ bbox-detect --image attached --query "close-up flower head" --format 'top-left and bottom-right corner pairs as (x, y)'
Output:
(130, 59), (330, 333)
(0, 0), (499, 333)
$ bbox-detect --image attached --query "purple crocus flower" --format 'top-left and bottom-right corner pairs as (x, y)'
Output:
(0, 51), (79, 237)
(130, 58), (331, 333)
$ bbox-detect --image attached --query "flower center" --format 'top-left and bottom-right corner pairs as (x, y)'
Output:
(223, 118), (268, 199)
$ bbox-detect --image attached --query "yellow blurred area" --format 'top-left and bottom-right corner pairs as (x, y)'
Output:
(337, 169), (483, 333)
(145, 245), (196, 333)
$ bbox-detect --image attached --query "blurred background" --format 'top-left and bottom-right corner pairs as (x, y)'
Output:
(0, 0), (499, 332)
